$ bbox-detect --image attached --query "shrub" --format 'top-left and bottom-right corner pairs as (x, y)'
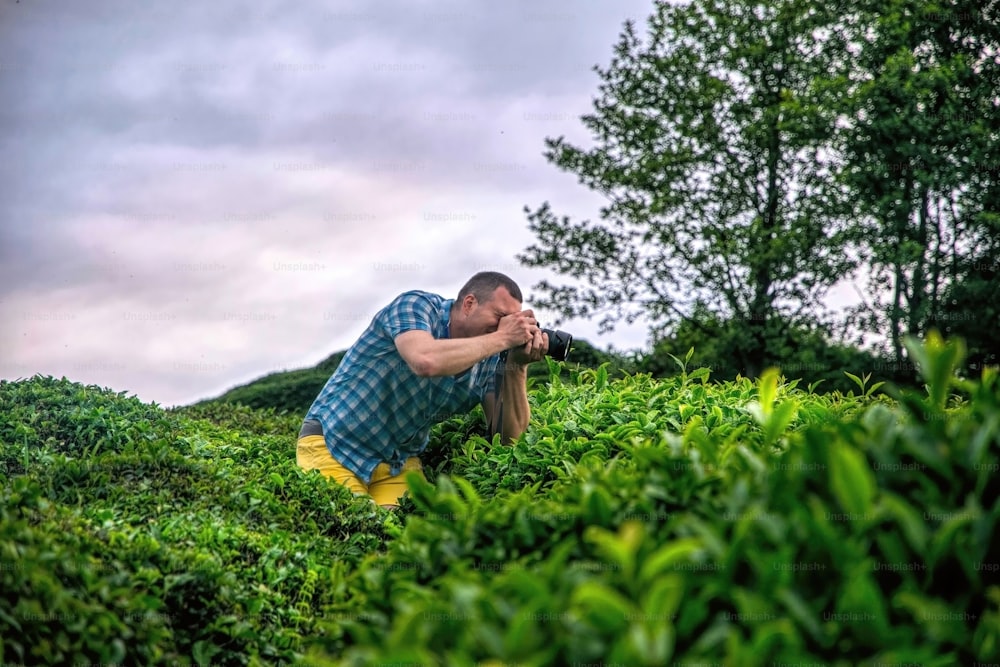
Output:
(2, 334), (996, 665)
(310, 333), (999, 665)
(0, 376), (394, 665)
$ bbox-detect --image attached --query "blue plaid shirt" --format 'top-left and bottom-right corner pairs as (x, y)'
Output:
(305, 290), (502, 483)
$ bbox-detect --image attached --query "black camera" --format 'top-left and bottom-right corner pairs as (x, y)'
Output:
(541, 328), (573, 362)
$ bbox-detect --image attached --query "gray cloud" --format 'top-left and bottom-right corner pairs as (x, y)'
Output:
(0, 0), (656, 406)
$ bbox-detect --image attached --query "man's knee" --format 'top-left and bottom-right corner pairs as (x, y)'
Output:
(369, 458), (422, 507)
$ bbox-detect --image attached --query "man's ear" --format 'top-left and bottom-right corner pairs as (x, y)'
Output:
(462, 294), (477, 315)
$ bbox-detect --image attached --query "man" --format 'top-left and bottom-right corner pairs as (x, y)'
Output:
(296, 271), (549, 509)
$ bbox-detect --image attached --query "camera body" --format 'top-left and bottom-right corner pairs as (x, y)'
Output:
(540, 328), (573, 362)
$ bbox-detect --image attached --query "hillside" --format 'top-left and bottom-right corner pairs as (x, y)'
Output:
(193, 350), (347, 414)
(195, 338), (630, 414)
(0, 333), (997, 665)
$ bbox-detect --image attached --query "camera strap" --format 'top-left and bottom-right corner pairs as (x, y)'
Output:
(490, 350), (507, 441)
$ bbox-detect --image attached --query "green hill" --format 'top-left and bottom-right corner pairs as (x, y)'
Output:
(1, 333), (997, 664)
(194, 339), (632, 414)
(193, 350), (347, 415)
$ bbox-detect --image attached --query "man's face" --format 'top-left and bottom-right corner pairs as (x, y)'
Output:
(456, 286), (521, 337)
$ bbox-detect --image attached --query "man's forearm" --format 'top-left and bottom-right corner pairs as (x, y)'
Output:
(418, 332), (512, 377)
(499, 362), (530, 443)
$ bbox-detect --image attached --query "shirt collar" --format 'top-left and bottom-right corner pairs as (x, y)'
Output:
(441, 298), (454, 338)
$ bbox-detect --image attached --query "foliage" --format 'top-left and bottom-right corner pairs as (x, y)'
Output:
(836, 0), (1000, 367)
(517, 0), (857, 377)
(0, 375), (393, 666)
(194, 367), (334, 416)
(190, 350), (345, 415)
(2, 334), (998, 665)
(637, 310), (909, 393)
(932, 258), (1000, 375)
(310, 336), (999, 666)
(526, 337), (637, 385)
(516, 0), (1000, 378)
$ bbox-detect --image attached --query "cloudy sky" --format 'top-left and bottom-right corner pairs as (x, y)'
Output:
(1, 0), (666, 408)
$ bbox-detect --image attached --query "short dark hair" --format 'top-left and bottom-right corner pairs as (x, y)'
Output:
(456, 271), (522, 305)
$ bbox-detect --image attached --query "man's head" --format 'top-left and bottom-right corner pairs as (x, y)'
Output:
(450, 271), (523, 338)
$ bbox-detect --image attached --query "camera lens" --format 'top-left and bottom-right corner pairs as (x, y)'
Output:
(540, 328), (573, 362)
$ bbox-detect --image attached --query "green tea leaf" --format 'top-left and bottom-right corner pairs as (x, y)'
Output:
(757, 367), (780, 420)
(571, 581), (634, 633)
(894, 591), (969, 645)
(844, 371), (864, 394)
(639, 538), (703, 584)
(641, 573), (685, 623)
(879, 493), (929, 554)
(837, 566), (889, 637)
(763, 400), (798, 446)
(192, 640), (221, 666)
(775, 587), (824, 644)
(829, 444), (876, 517)
(903, 331), (966, 411)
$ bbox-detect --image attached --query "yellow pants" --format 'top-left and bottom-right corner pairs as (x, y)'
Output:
(296, 435), (424, 507)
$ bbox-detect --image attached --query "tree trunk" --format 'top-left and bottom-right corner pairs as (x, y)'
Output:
(908, 184), (930, 335)
(890, 172), (915, 369)
(748, 80), (785, 378)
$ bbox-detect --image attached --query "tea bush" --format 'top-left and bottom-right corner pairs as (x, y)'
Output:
(0, 377), (394, 666)
(313, 335), (998, 666)
(1, 333), (997, 665)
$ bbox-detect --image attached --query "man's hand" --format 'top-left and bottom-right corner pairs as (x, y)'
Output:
(502, 310), (549, 365)
(497, 309), (539, 349)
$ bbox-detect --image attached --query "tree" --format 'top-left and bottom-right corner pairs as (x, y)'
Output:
(932, 253), (1000, 375)
(518, 0), (856, 377)
(838, 0), (1000, 370)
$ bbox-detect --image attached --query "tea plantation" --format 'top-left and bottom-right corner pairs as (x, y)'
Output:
(1, 334), (997, 665)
